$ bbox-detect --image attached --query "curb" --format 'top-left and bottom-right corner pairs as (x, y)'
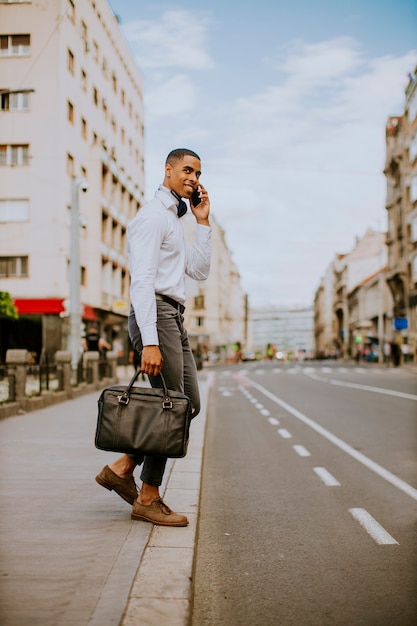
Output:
(120, 372), (213, 626)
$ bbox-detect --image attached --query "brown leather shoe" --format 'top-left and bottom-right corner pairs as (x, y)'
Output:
(131, 498), (189, 526)
(95, 465), (138, 505)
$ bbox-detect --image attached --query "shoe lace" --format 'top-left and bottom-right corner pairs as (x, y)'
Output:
(155, 498), (172, 515)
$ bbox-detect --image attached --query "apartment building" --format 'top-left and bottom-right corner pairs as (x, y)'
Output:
(0, 0), (144, 360)
(384, 66), (417, 361)
(314, 229), (392, 359)
(251, 306), (314, 359)
(182, 213), (249, 362)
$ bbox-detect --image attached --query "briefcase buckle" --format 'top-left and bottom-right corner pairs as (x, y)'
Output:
(118, 395), (130, 405)
(162, 399), (173, 409)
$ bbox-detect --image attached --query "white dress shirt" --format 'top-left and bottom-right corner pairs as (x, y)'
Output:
(127, 186), (212, 346)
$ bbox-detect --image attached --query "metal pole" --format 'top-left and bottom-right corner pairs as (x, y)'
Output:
(69, 177), (81, 374)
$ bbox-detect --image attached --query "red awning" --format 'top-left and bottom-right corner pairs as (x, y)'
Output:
(82, 305), (98, 321)
(14, 298), (65, 314)
(14, 299), (98, 320)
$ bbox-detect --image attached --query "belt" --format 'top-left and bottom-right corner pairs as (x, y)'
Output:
(155, 293), (185, 314)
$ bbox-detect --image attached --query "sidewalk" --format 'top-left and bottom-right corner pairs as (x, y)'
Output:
(0, 369), (213, 626)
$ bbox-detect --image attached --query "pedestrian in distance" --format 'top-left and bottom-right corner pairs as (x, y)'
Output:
(96, 148), (211, 526)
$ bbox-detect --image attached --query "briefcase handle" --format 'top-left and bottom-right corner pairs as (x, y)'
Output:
(118, 368), (172, 408)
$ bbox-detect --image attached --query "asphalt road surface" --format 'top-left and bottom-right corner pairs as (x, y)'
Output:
(191, 361), (417, 626)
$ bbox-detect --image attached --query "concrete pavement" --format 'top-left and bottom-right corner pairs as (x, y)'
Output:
(0, 367), (213, 626)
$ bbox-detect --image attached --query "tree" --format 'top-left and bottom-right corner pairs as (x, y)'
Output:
(0, 292), (18, 361)
(0, 292), (18, 320)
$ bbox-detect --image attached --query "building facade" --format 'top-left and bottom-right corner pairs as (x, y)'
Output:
(182, 213), (249, 363)
(251, 306), (315, 359)
(0, 0), (145, 361)
(314, 229), (393, 360)
(384, 65), (417, 361)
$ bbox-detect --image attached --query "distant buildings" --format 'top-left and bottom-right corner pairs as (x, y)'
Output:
(314, 229), (392, 360)
(314, 64), (417, 363)
(182, 213), (249, 362)
(251, 306), (314, 359)
(384, 68), (417, 360)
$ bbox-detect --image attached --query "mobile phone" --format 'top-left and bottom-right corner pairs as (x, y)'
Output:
(191, 188), (201, 207)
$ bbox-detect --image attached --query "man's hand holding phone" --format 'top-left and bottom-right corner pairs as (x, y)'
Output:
(190, 184), (210, 226)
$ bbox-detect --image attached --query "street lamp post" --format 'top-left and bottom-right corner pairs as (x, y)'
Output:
(69, 177), (87, 377)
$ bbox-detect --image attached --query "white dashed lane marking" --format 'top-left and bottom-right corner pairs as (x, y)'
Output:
(268, 417), (280, 426)
(313, 466), (341, 486)
(349, 508), (399, 545)
(293, 445), (311, 457)
(278, 428), (292, 439)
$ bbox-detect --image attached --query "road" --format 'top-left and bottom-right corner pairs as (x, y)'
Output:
(191, 361), (417, 626)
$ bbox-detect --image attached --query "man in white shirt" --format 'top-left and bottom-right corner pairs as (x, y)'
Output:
(96, 149), (211, 526)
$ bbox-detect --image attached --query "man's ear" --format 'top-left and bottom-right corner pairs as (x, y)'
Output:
(165, 163), (172, 178)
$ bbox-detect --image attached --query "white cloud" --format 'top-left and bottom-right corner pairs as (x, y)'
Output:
(203, 39), (416, 305)
(145, 74), (196, 117)
(122, 10), (214, 69)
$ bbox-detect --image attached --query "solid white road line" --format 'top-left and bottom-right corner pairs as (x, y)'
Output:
(330, 378), (417, 401)
(293, 445), (311, 457)
(278, 428), (292, 439)
(313, 467), (341, 486)
(349, 508), (399, 545)
(246, 377), (417, 502)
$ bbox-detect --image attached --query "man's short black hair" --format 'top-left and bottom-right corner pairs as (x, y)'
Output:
(166, 148), (200, 165)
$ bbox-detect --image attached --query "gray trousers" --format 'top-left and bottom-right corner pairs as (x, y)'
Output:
(127, 300), (200, 486)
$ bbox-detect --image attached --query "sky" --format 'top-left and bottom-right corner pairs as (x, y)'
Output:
(108, 0), (417, 309)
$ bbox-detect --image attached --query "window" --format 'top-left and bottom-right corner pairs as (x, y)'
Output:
(66, 153), (74, 176)
(67, 0), (75, 22)
(0, 34), (30, 56)
(93, 86), (98, 106)
(194, 294), (205, 308)
(0, 199), (29, 222)
(121, 88), (125, 106)
(411, 176), (417, 203)
(195, 316), (205, 327)
(67, 48), (74, 74)
(81, 117), (87, 139)
(67, 100), (74, 124)
(92, 40), (99, 63)
(0, 256), (28, 278)
(112, 72), (117, 93)
(412, 216), (417, 243)
(81, 266), (87, 286)
(410, 132), (417, 162)
(81, 21), (88, 53)
(102, 56), (108, 78)
(81, 68), (87, 91)
(0, 144), (29, 166)
(0, 90), (30, 110)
